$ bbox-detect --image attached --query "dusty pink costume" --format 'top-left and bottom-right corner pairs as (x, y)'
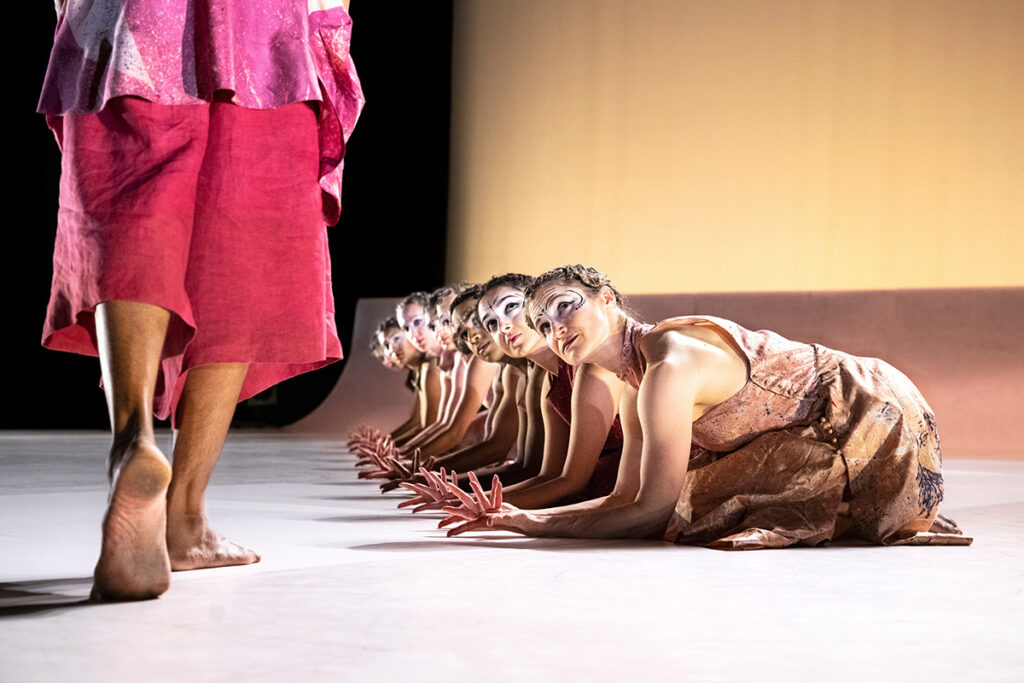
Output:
(616, 316), (970, 549)
(37, 0), (364, 422)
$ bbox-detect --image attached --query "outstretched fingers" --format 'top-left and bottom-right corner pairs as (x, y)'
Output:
(447, 518), (492, 537)
(444, 480), (482, 513)
(467, 472), (490, 509)
(440, 505), (480, 522)
(489, 475), (503, 510)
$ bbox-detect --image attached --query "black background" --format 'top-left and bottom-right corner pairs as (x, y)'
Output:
(2, 2), (453, 429)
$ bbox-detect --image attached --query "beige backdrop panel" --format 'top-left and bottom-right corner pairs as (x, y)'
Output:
(448, 0), (1023, 292)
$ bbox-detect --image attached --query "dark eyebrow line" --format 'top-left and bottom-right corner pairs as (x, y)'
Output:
(540, 290), (564, 312)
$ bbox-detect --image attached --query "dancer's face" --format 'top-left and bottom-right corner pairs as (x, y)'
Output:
(453, 298), (505, 363)
(433, 294), (457, 351)
(397, 302), (437, 354)
(382, 326), (420, 367)
(528, 282), (613, 364)
(373, 338), (403, 371)
(478, 285), (546, 359)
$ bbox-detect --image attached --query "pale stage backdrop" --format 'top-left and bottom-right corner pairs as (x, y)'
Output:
(446, 0), (1023, 292)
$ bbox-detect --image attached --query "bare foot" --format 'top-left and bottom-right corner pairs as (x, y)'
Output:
(166, 516), (261, 571)
(91, 440), (173, 601)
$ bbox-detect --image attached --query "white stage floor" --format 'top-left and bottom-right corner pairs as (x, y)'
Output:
(2, 431), (1023, 682)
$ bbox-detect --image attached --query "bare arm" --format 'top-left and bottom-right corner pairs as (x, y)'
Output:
(402, 363), (451, 448)
(389, 392), (423, 441)
(503, 364), (623, 508)
(511, 364), (548, 480)
(414, 356), (499, 459)
(491, 332), (738, 539)
(432, 366), (520, 472)
(502, 373), (569, 497)
(397, 362), (446, 448)
(480, 370), (505, 440)
(470, 376), (533, 486)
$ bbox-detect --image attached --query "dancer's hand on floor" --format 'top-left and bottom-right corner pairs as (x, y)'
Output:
(354, 434), (393, 464)
(379, 449), (424, 492)
(347, 425), (380, 449)
(358, 441), (403, 479)
(440, 472), (518, 537)
(356, 436), (398, 468)
(397, 468), (460, 512)
(349, 426), (383, 451)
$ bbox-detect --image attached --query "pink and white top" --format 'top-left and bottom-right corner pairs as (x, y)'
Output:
(38, 0), (365, 225)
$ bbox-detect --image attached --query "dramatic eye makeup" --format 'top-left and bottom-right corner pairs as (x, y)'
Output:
(480, 292), (524, 333)
(531, 289), (585, 335)
(478, 306), (498, 332)
(386, 332), (404, 350)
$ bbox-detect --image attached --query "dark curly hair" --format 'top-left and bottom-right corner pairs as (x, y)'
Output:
(524, 264), (624, 308)
(480, 272), (535, 298)
(428, 282), (471, 311)
(397, 291), (431, 314)
(450, 283), (485, 314)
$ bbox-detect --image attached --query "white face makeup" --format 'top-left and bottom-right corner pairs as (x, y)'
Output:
(384, 329), (404, 349)
(383, 328), (412, 365)
(397, 302), (434, 353)
(529, 288), (586, 337)
(454, 299), (504, 363)
(433, 300), (456, 350)
(528, 286), (591, 362)
(478, 286), (544, 358)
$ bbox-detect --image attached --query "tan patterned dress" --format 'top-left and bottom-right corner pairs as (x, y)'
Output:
(616, 316), (970, 549)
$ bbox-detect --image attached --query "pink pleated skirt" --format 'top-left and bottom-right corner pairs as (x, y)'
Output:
(43, 97), (342, 423)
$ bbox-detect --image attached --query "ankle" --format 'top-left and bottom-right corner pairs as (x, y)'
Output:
(108, 422), (160, 480)
(166, 502), (206, 526)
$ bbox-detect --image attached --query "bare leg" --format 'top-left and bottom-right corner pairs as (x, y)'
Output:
(92, 301), (174, 601)
(166, 363), (260, 571)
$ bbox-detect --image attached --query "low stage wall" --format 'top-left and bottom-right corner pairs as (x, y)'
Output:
(293, 288), (1024, 460)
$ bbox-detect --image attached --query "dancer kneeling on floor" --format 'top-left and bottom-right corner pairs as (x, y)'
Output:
(474, 274), (626, 507)
(441, 265), (971, 549)
(369, 317), (441, 445)
(357, 285), (536, 494)
(388, 273), (627, 510)
(423, 284), (537, 485)
(393, 288), (499, 459)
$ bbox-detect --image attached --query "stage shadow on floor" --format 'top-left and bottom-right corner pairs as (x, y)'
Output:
(307, 494), (406, 502)
(347, 536), (891, 553)
(316, 514), (424, 523)
(348, 537), (658, 553)
(0, 578), (93, 617)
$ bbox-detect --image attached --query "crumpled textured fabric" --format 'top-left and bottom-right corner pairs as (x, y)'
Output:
(617, 316), (971, 550)
(38, 0), (364, 224)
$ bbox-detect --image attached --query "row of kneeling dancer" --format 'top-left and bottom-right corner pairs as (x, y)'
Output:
(349, 265), (971, 549)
